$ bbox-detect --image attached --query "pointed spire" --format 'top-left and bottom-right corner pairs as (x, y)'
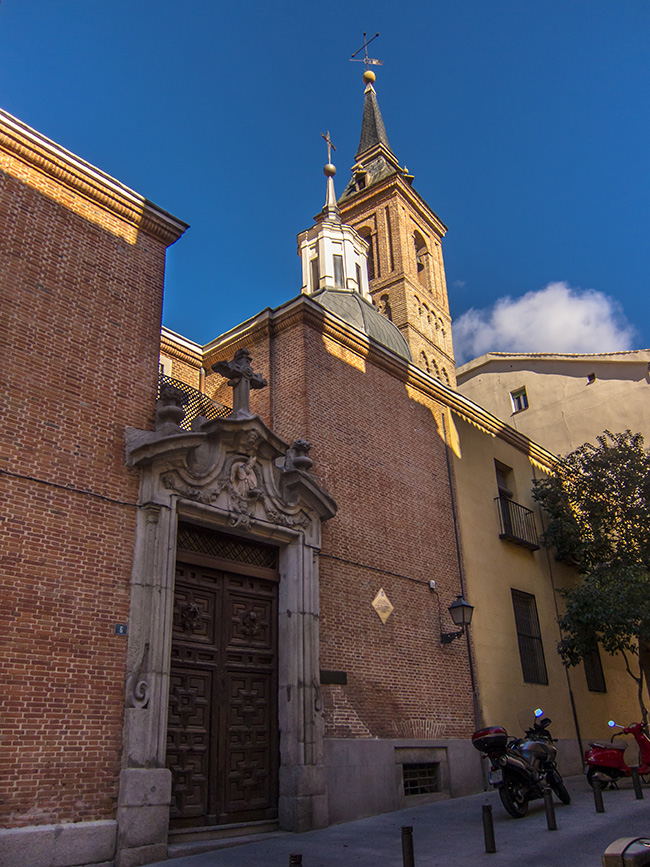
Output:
(339, 69), (405, 204)
(355, 72), (392, 160)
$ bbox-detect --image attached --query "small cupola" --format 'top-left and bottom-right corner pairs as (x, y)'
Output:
(295, 131), (412, 363)
(297, 132), (371, 299)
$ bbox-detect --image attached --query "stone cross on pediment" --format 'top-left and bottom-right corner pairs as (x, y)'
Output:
(212, 348), (267, 420)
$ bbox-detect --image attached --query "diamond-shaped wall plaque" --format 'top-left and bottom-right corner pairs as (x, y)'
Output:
(372, 588), (394, 624)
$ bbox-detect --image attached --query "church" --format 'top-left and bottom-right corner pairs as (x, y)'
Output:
(0, 67), (638, 867)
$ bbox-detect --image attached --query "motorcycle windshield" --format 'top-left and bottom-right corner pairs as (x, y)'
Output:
(517, 707), (551, 733)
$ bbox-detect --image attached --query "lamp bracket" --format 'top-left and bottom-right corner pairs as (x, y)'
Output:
(440, 629), (464, 645)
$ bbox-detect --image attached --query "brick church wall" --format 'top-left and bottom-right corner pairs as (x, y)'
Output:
(203, 304), (475, 742)
(0, 119), (185, 828)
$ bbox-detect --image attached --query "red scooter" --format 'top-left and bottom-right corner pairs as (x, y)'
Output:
(585, 720), (650, 787)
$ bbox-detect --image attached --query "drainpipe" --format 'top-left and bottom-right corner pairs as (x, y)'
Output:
(441, 411), (481, 730)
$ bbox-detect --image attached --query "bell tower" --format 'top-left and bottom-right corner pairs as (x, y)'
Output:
(339, 69), (455, 386)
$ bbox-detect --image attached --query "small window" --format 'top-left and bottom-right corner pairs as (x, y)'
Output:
(310, 256), (319, 292)
(587, 372), (596, 384)
(511, 589), (548, 684)
(510, 387), (529, 413)
(333, 255), (344, 289)
(584, 646), (606, 692)
(403, 763), (440, 795)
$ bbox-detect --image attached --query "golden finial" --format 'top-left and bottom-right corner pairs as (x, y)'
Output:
(321, 131), (337, 176)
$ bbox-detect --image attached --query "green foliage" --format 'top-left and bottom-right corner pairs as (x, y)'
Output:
(532, 431), (650, 666)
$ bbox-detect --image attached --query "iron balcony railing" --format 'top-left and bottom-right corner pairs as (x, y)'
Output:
(158, 373), (231, 431)
(495, 495), (540, 551)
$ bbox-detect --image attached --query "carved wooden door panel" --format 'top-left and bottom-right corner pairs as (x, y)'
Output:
(167, 561), (278, 828)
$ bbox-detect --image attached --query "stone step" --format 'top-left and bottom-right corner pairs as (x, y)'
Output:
(168, 821), (283, 858)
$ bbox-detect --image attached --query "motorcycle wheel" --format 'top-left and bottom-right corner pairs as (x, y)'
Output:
(499, 773), (530, 818)
(586, 766), (618, 789)
(548, 773), (571, 804)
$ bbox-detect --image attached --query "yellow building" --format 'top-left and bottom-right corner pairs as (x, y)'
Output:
(456, 350), (650, 454)
(450, 406), (639, 769)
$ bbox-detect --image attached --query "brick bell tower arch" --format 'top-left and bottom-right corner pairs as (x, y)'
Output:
(339, 69), (456, 387)
(116, 351), (336, 867)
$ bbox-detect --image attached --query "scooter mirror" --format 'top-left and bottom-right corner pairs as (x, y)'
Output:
(534, 708), (544, 718)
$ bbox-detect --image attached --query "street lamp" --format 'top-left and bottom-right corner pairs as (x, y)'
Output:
(441, 594), (474, 644)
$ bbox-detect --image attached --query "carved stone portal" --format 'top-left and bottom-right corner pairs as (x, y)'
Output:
(118, 377), (336, 866)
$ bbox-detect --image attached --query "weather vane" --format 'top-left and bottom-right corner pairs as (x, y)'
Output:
(321, 131), (336, 165)
(350, 32), (384, 70)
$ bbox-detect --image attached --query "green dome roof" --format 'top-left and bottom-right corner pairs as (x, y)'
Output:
(312, 289), (412, 362)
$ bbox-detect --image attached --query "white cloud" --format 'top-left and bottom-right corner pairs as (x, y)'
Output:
(453, 282), (636, 365)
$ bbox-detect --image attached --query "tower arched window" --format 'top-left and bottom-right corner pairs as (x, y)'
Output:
(414, 231), (428, 287)
(420, 351), (430, 374)
(358, 226), (376, 280)
(379, 294), (392, 321)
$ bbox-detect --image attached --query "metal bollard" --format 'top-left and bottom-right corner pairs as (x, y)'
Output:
(542, 787), (557, 830)
(401, 825), (415, 867)
(632, 767), (645, 800)
(289, 855), (302, 865)
(593, 778), (605, 813)
(482, 803), (496, 853)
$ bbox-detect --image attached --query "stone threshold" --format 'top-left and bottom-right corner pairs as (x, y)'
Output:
(168, 822), (283, 859)
(167, 821), (280, 858)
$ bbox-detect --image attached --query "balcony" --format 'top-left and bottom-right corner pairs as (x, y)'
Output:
(158, 374), (231, 431)
(495, 495), (540, 551)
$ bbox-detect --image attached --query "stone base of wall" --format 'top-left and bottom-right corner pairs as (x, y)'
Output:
(115, 768), (171, 867)
(323, 738), (483, 825)
(556, 738), (585, 777)
(0, 819), (117, 867)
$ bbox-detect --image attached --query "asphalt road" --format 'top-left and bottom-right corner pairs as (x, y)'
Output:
(151, 775), (650, 866)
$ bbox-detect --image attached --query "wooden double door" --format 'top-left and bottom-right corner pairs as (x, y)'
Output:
(166, 555), (279, 828)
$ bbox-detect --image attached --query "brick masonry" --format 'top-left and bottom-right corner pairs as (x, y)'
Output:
(340, 174), (456, 386)
(0, 113), (185, 831)
(178, 303), (475, 744)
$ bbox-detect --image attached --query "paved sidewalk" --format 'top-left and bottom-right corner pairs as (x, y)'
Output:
(150, 776), (650, 866)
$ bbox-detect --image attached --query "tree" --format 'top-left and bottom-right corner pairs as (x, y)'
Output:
(532, 430), (650, 721)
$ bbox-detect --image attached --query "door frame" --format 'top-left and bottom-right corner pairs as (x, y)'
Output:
(118, 411), (336, 866)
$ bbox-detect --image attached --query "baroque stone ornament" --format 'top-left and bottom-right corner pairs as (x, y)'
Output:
(122, 377), (339, 847)
(212, 348), (267, 420)
(125, 640), (150, 709)
(155, 384), (187, 436)
(285, 439), (313, 472)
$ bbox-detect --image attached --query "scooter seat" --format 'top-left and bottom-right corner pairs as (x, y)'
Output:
(589, 741), (627, 751)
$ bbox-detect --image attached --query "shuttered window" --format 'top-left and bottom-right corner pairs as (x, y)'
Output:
(511, 589), (548, 685)
(584, 646), (607, 693)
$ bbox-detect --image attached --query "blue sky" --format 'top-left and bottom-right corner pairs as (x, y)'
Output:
(2, 1), (649, 360)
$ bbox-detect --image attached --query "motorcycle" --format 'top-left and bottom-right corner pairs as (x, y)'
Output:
(471, 708), (571, 818)
(585, 720), (650, 788)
